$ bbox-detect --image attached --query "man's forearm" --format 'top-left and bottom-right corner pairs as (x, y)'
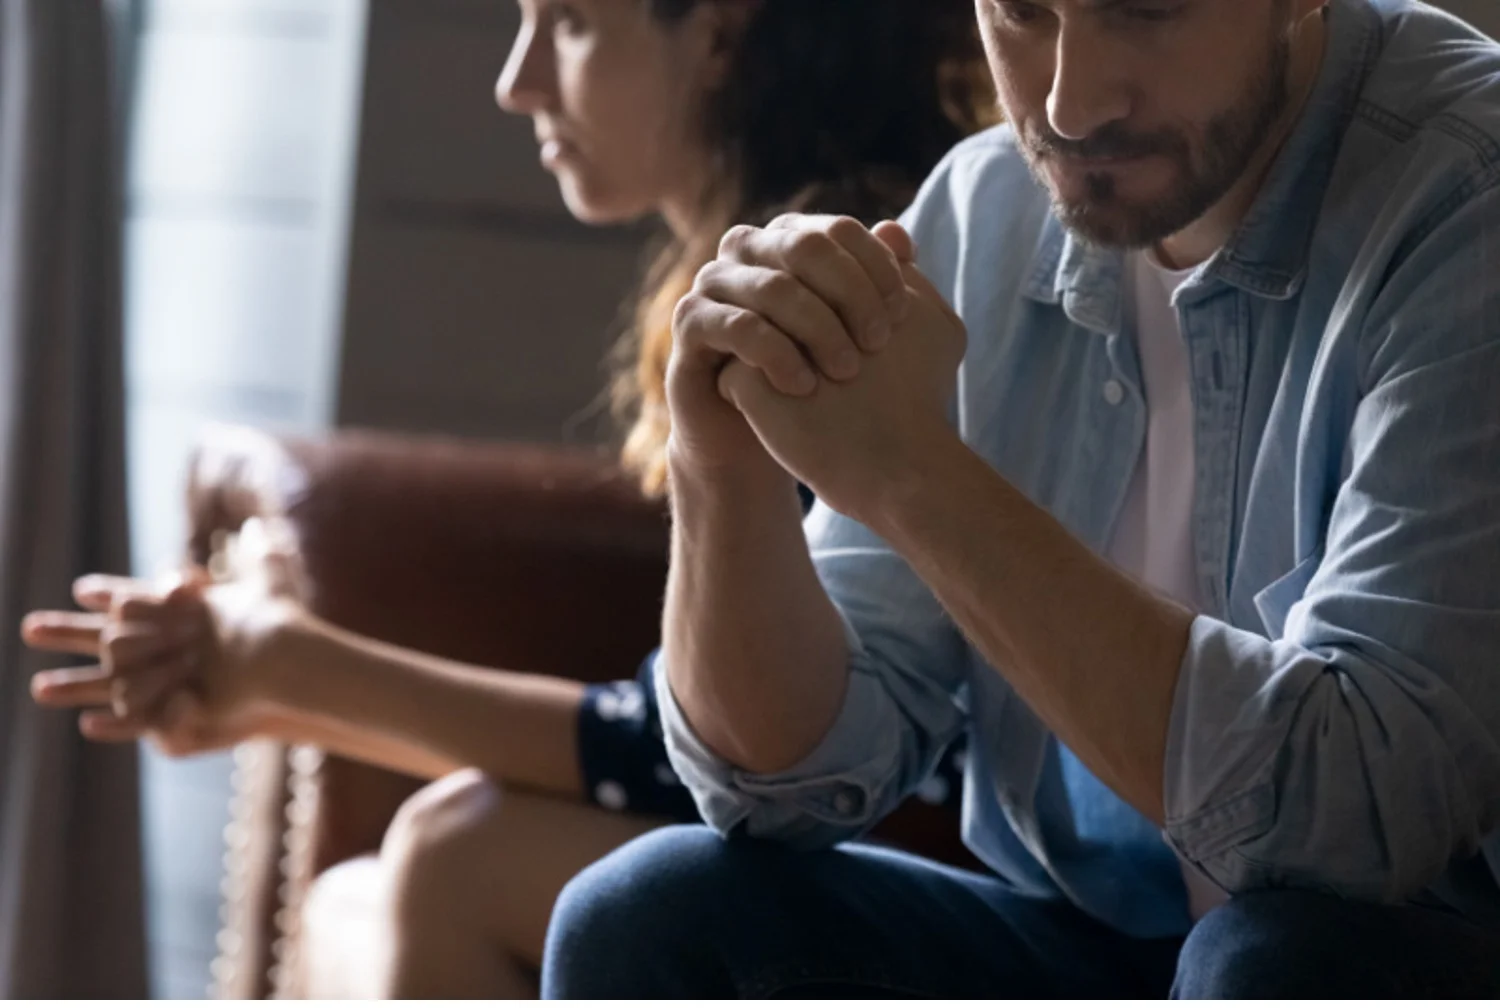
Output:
(664, 457), (849, 775)
(868, 434), (1195, 823)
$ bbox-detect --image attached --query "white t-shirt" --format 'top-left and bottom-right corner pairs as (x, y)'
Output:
(1107, 250), (1227, 920)
(1107, 251), (1202, 610)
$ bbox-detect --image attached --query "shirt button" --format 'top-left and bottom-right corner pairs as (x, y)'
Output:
(832, 788), (864, 817)
(1102, 379), (1125, 406)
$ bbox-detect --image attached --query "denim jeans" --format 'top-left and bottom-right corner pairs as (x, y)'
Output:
(542, 826), (1500, 998)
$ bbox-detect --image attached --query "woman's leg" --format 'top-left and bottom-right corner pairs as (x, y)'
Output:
(375, 769), (667, 998)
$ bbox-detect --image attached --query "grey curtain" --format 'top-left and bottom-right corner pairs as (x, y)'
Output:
(0, 0), (145, 998)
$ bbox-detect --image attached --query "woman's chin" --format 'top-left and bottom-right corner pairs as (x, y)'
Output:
(557, 179), (650, 228)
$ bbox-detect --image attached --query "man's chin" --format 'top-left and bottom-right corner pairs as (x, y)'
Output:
(1054, 201), (1172, 250)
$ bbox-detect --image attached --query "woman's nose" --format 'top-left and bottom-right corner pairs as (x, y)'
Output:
(496, 21), (552, 115)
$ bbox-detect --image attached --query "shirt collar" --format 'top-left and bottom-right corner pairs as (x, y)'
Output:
(1023, 0), (1385, 324)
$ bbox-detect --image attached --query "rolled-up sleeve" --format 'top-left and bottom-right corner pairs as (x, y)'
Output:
(1164, 186), (1500, 901)
(657, 501), (971, 848)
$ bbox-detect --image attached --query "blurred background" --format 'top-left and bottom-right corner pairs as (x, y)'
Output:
(121, 0), (647, 995)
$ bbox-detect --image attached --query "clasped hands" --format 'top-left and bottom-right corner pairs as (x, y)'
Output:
(21, 518), (304, 754)
(667, 214), (967, 519)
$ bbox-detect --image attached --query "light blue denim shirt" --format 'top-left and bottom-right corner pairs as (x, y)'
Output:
(656, 0), (1500, 938)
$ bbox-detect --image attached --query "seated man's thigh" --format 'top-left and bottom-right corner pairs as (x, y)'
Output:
(543, 824), (1180, 998)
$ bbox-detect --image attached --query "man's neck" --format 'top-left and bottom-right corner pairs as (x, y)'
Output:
(1156, 10), (1330, 271)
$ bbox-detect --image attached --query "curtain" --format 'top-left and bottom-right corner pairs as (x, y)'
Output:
(0, 0), (145, 997)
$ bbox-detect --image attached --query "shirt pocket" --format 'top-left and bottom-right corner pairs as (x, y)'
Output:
(1253, 551), (1323, 640)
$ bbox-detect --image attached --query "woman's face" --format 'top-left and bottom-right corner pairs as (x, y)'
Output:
(497, 0), (725, 230)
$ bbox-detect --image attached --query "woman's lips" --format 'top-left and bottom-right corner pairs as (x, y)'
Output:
(539, 138), (574, 169)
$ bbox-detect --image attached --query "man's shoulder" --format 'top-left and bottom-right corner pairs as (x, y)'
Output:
(903, 125), (1053, 277)
(910, 124), (1041, 214)
(1357, 2), (1500, 178)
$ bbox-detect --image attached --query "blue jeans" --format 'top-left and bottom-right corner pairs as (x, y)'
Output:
(542, 825), (1500, 998)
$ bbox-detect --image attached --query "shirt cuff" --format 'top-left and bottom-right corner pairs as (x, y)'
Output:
(1160, 615), (1320, 883)
(653, 619), (909, 847)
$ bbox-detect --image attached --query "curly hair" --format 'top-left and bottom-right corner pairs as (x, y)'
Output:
(613, 0), (995, 495)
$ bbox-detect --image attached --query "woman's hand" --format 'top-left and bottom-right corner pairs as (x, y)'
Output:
(22, 519), (307, 756)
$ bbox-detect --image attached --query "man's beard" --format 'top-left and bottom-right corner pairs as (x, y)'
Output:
(1020, 28), (1293, 250)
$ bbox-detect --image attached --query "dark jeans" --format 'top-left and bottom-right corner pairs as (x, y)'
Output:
(542, 825), (1500, 998)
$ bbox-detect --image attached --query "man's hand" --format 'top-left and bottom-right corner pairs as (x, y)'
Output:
(705, 217), (966, 521)
(666, 214), (914, 485)
(21, 520), (306, 756)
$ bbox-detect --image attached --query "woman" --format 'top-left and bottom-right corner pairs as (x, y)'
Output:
(24, 0), (992, 996)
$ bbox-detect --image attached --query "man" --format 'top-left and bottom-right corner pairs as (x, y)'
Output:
(544, 0), (1500, 997)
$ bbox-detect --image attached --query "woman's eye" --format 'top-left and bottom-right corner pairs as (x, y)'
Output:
(994, 1), (1047, 26)
(548, 2), (586, 36)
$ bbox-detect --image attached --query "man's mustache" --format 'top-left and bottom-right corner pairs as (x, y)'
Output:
(1026, 122), (1185, 162)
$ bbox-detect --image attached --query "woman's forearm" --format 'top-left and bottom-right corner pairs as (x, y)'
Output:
(264, 614), (588, 798)
(256, 706), (464, 781)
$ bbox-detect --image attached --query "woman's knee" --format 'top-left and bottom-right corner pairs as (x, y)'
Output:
(381, 768), (506, 916)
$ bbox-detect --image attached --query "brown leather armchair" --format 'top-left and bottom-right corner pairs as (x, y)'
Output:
(189, 425), (973, 999)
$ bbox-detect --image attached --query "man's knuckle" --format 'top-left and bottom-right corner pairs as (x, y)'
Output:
(825, 215), (865, 244)
(719, 224), (757, 255)
(784, 229), (834, 267)
(768, 212), (804, 231)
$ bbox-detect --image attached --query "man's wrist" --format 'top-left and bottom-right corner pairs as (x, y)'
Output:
(859, 422), (980, 538)
(666, 439), (797, 509)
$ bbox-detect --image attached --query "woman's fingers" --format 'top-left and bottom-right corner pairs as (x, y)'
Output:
(73, 573), (151, 613)
(21, 611), (108, 656)
(100, 625), (182, 669)
(78, 709), (149, 744)
(111, 661), (190, 722)
(31, 666), (111, 708)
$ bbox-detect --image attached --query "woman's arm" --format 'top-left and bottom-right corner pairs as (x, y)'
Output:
(262, 613), (586, 797)
(26, 580), (588, 797)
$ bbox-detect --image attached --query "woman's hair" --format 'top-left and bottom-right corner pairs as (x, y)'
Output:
(613, 0), (995, 496)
